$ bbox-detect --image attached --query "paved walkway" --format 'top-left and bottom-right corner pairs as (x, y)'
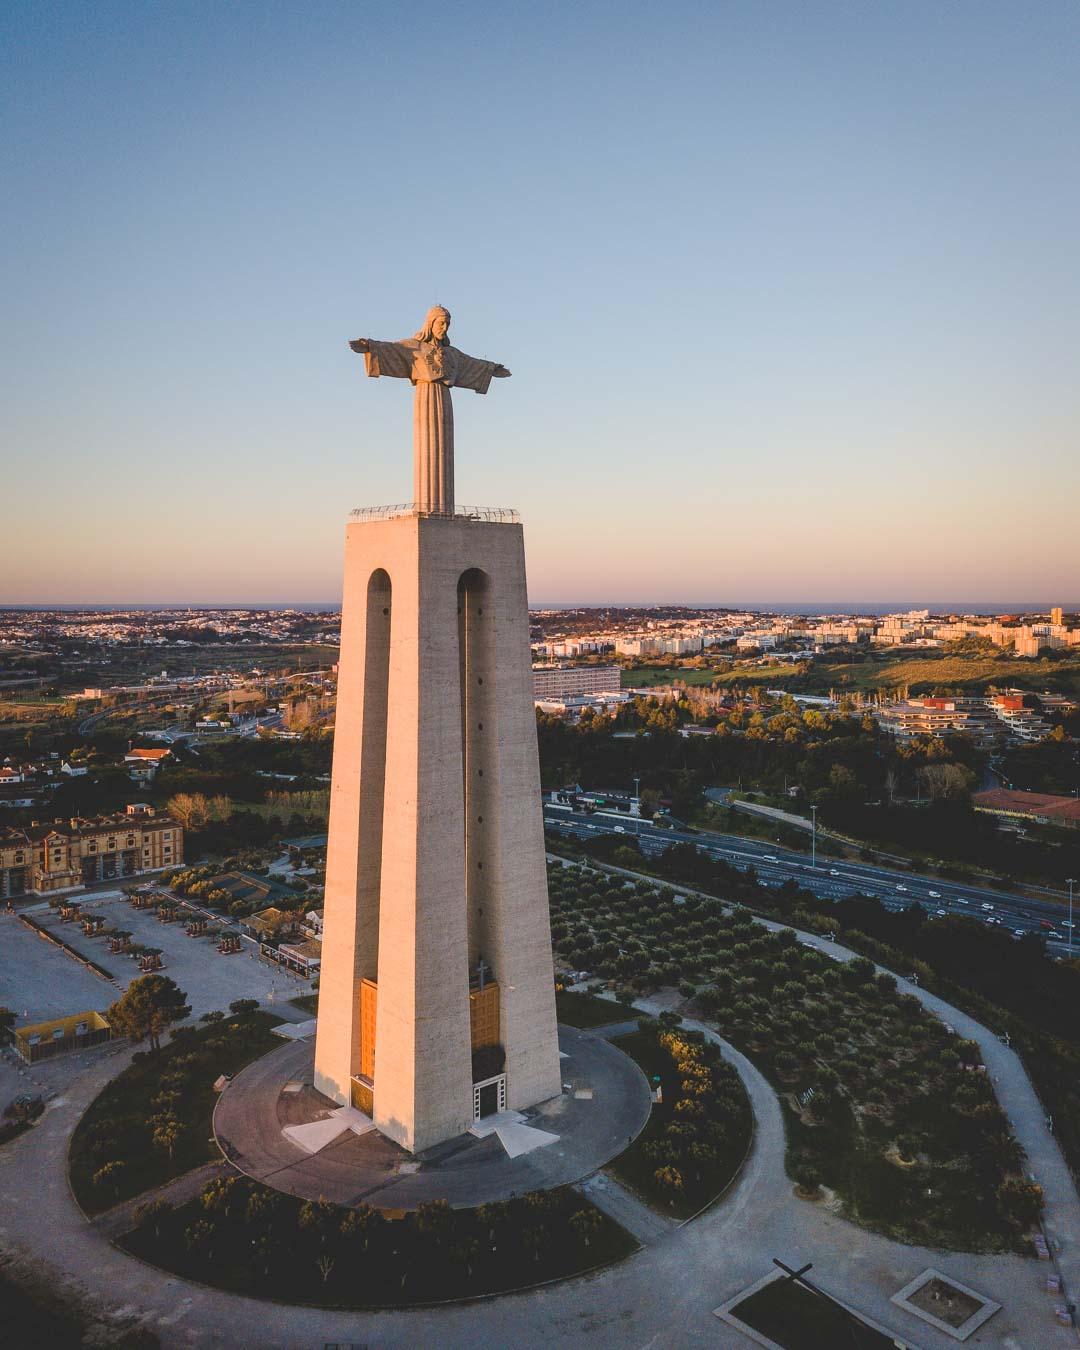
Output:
(93, 1160), (231, 1240)
(575, 1170), (675, 1245)
(0, 908), (1078, 1345)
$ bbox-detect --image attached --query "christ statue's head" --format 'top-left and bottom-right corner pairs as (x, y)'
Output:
(415, 305), (451, 344)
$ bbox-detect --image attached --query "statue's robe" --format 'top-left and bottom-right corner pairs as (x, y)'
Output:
(362, 339), (498, 513)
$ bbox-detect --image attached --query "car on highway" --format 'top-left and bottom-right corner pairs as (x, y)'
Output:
(1063, 920), (1076, 930)
(896, 884), (908, 893)
(1014, 929), (1026, 938)
(829, 869), (840, 877)
(956, 898), (969, 905)
(935, 909), (947, 917)
(928, 890), (942, 899)
(762, 856), (779, 863)
(981, 903), (994, 912)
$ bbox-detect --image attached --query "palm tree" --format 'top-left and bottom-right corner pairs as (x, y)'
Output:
(152, 1119), (183, 1162)
(569, 1208), (603, 1248)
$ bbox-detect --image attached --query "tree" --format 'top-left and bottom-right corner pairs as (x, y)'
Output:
(523, 1223), (548, 1262)
(340, 1203), (381, 1248)
(167, 792), (212, 830)
(315, 1253), (336, 1285)
(792, 1162), (821, 1196)
(475, 1201), (508, 1241)
(153, 1117), (184, 1162)
(107, 975), (190, 1052)
(415, 1198), (452, 1247)
(298, 1197), (337, 1243)
(184, 1218), (216, 1259)
(450, 1237), (480, 1276)
(247, 1186), (282, 1225)
(569, 1207), (602, 1247)
(996, 1177), (1043, 1227)
(200, 1176), (240, 1216)
(93, 1161), (125, 1199)
(229, 998), (259, 1015)
(654, 1165), (684, 1195)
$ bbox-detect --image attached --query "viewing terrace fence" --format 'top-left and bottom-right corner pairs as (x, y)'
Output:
(350, 503), (519, 524)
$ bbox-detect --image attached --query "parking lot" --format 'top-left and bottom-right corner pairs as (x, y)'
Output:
(4, 891), (314, 1024)
(0, 911), (117, 1023)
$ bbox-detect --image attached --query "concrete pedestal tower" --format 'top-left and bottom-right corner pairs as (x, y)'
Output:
(313, 308), (562, 1154)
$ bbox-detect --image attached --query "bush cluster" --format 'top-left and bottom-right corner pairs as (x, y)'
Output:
(122, 1178), (633, 1306)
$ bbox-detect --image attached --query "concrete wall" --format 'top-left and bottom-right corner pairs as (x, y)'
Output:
(314, 514), (561, 1152)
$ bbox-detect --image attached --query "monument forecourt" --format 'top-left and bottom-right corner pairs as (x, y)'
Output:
(314, 306), (563, 1153)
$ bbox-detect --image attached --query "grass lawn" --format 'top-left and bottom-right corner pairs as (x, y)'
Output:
(120, 1178), (636, 1307)
(606, 1026), (752, 1220)
(69, 1010), (284, 1215)
(732, 1277), (896, 1349)
(804, 652), (1080, 697)
(619, 652), (1080, 698)
(621, 665), (725, 687)
(555, 988), (626, 1027)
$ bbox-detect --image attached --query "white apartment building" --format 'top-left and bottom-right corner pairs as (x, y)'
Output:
(532, 664), (623, 701)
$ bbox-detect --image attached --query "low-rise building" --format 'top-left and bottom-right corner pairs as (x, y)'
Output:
(240, 905), (297, 939)
(13, 1010), (112, 1064)
(974, 788), (1080, 830)
(0, 805), (182, 898)
(124, 747), (172, 783)
(874, 698), (1001, 745)
(267, 936), (322, 977)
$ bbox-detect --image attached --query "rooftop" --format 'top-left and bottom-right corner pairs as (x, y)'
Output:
(973, 788), (1080, 825)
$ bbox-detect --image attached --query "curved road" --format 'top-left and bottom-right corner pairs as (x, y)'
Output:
(546, 805), (1080, 951)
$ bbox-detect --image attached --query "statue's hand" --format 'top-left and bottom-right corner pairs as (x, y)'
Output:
(348, 338), (370, 354)
(492, 364), (511, 378)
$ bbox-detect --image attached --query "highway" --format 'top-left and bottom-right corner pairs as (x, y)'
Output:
(543, 804), (1079, 956)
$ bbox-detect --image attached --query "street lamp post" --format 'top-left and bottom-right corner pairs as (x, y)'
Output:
(1067, 878), (1076, 958)
(810, 805), (818, 871)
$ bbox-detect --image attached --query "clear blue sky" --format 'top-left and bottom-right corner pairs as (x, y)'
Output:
(2, 1), (1078, 606)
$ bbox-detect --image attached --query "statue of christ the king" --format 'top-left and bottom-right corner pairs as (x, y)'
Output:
(349, 305), (511, 515)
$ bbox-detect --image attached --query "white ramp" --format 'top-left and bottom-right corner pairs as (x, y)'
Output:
(283, 1104), (375, 1154)
(469, 1109), (559, 1158)
(272, 1019), (317, 1041)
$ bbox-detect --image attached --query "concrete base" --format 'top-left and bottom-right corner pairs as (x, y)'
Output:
(215, 1024), (651, 1211)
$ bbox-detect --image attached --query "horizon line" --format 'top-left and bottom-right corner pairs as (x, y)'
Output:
(2, 599), (1076, 612)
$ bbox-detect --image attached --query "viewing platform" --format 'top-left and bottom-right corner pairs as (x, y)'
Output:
(349, 503), (519, 523)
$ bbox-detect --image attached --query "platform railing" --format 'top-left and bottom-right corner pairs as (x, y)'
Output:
(349, 503), (520, 524)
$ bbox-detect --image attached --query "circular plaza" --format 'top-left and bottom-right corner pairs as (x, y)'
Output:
(213, 1023), (652, 1209)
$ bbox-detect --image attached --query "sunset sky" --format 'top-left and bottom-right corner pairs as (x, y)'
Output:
(2, 1), (1078, 606)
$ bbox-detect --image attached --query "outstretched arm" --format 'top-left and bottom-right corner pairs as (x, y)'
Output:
(347, 337), (414, 380)
(450, 349), (512, 394)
